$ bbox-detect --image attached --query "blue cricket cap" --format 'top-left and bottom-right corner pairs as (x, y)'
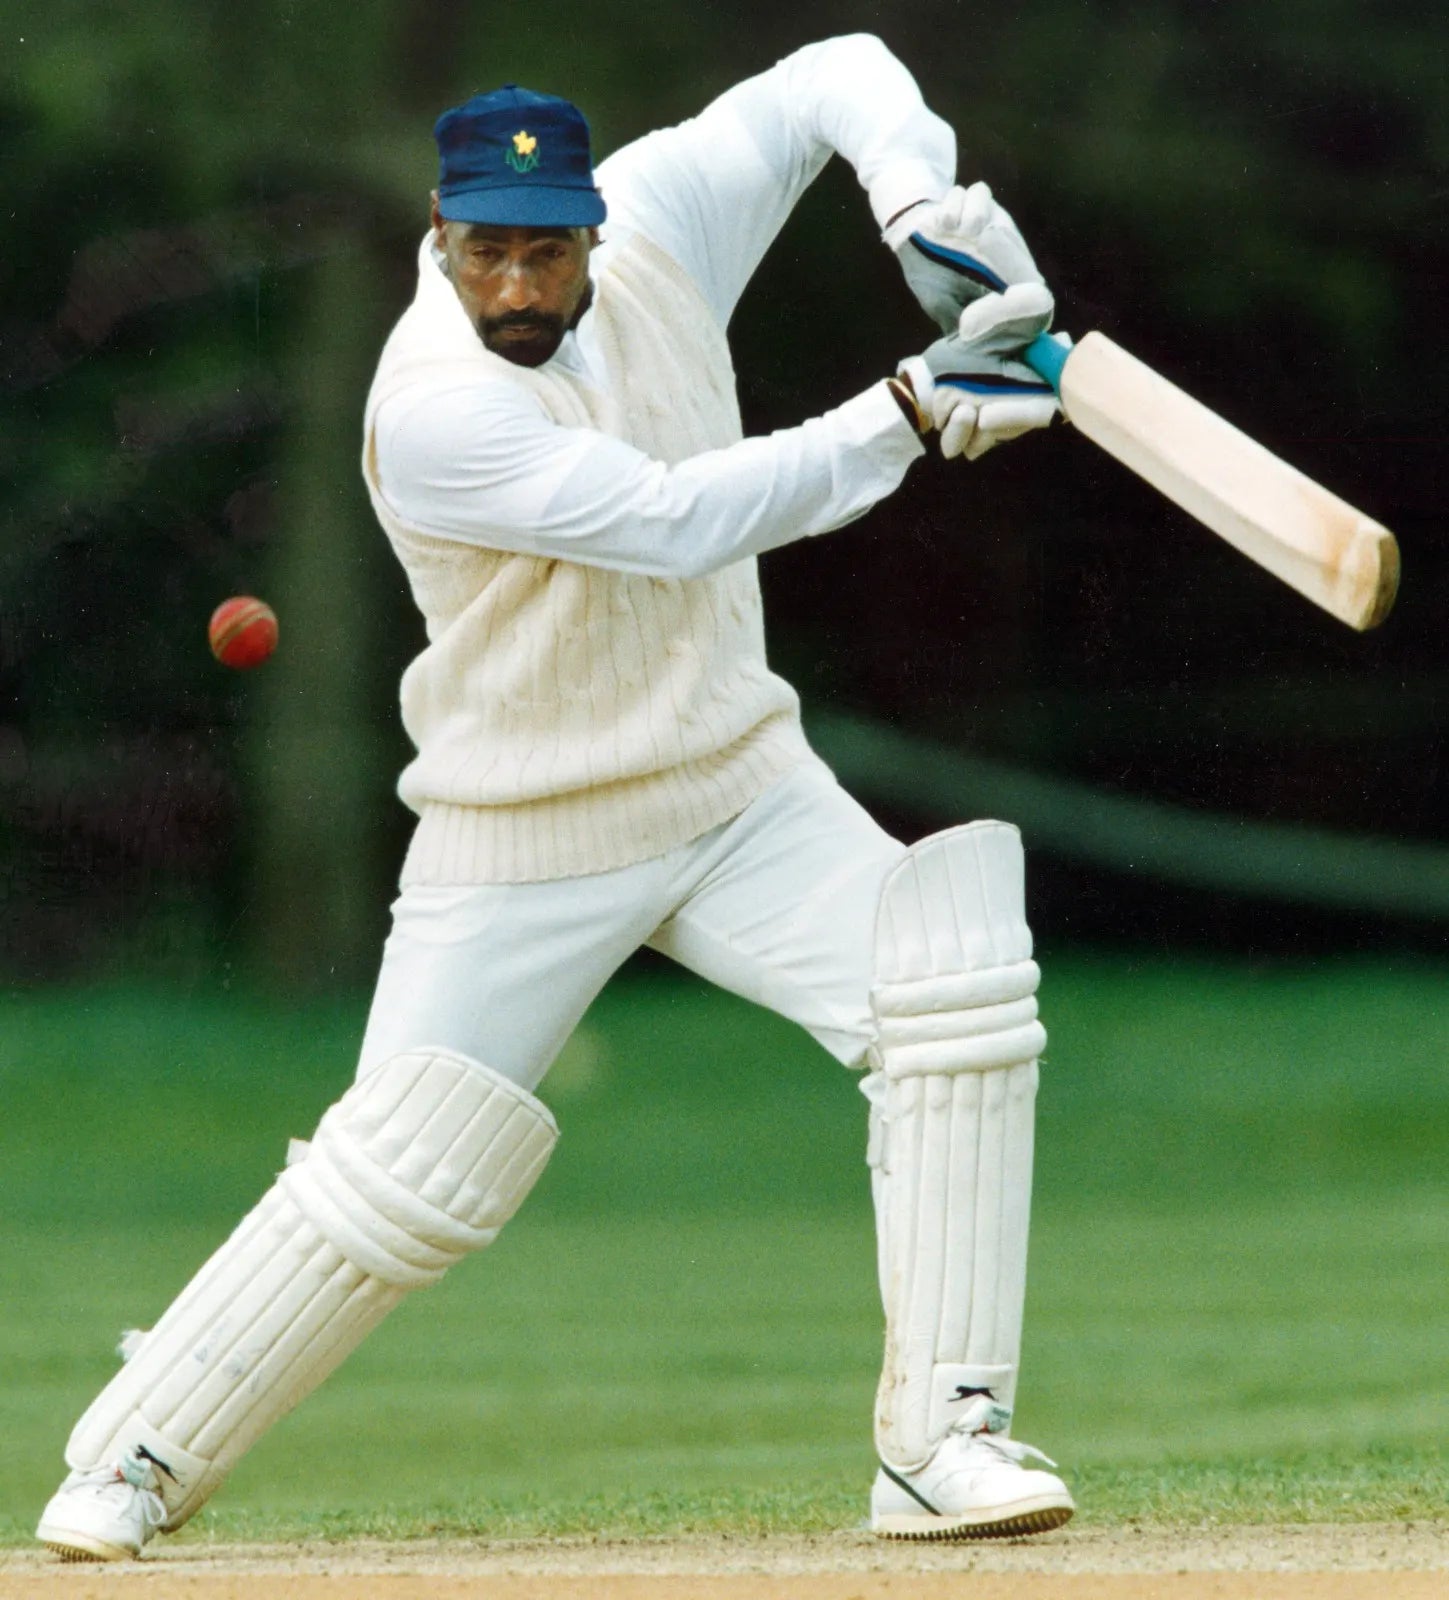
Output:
(434, 84), (607, 228)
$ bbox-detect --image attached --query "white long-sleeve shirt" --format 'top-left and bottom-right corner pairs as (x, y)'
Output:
(372, 34), (954, 578)
(363, 36), (958, 884)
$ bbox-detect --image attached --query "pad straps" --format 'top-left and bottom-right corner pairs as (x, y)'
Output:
(65, 1049), (557, 1529)
(868, 822), (1045, 1469)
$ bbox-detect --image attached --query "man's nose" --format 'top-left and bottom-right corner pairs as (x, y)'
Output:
(496, 261), (538, 310)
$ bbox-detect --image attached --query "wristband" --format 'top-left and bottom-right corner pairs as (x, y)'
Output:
(886, 376), (929, 435)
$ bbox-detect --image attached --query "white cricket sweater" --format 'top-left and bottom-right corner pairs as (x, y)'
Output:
(364, 35), (949, 883)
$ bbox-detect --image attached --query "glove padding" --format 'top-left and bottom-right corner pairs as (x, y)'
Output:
(885, 182), (1046, 334)
(899, 283), (1062, 462)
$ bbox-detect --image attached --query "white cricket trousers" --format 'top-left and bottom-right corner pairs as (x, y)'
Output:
(358, 761), (907, 1091)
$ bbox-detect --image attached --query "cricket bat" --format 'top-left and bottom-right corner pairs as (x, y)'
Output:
(1023, 332), (1400, 631)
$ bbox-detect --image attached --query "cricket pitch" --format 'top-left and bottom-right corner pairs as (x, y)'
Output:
(2, 1524), (1445, 1599)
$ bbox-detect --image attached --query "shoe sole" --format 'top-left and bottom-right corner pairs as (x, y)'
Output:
(873, 1500), (1075, 1541)
(36, 1523), (135, 1563)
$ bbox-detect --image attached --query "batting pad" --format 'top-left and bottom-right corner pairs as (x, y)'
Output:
(65, 1048), (557, 1530)
(867, 821), (1046, 1470)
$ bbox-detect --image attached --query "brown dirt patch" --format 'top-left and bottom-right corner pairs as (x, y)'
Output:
(2, 1524), (1444, 1600)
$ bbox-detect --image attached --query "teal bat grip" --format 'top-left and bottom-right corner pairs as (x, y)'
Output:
(1023, 333), (1070, 394)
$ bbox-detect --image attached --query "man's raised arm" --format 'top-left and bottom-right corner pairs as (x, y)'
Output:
(596, 34), (962, 328)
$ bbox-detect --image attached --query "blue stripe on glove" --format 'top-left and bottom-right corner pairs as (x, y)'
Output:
(908, 234), (1010, 296)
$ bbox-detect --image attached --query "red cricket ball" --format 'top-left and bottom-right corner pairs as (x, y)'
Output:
(208, 596), (278, 669)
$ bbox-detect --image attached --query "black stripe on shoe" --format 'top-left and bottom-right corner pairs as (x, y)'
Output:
(879, 1461), (942, 1515)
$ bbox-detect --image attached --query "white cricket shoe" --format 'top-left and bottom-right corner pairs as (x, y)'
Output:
(870, 1400), (1074, 1540)
(36, 1450), (166, 1562)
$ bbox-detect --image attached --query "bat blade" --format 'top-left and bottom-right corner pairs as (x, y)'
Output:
(1025, 331), (1399, 630)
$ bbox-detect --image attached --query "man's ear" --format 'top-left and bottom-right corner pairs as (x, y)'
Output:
(586, 226), (601, 251)
(430, 190), (447, 243)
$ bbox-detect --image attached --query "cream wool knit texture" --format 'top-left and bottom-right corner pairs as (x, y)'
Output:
(362, 235), (815, 884)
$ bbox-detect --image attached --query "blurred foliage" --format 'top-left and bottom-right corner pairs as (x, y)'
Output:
(0, 0), (1444, 981)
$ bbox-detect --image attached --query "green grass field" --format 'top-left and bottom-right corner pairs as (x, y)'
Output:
(2, 951), (1446, 1545)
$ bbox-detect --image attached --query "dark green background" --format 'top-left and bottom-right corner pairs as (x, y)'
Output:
(1, 0), (1445, 985)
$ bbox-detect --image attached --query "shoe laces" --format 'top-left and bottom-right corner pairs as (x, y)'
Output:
(945, 1395), (1058, 1470)
(961, 1428), (1059, 1471)
(72, 1452), (166, 1530)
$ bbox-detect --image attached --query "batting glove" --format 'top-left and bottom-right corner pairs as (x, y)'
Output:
(898, 283), (1063, 462)
(884, 181), (1046, 334)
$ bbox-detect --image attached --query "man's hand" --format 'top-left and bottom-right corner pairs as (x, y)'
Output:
(898, 283), (1063, 461)
(885, 182), (1046, 334)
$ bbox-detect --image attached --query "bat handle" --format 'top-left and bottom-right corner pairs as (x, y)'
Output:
(1023, 332), (1070, 394)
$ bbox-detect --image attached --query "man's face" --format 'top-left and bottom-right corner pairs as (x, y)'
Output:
(431, 197), (597, 368)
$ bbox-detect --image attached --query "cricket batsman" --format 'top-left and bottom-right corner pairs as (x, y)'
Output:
(38, 34), (1074, 1559)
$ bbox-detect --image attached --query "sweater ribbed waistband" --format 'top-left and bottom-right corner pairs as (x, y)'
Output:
(399, 716), (813, 884)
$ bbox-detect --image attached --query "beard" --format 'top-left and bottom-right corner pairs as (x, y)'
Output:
(477, 281), (595, 368)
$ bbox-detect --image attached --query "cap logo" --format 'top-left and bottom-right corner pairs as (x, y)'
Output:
(433, 87), (605, 226)
(506, 130), (539, 173)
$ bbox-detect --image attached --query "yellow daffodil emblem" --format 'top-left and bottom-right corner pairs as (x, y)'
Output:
(506, 130), (540, 173)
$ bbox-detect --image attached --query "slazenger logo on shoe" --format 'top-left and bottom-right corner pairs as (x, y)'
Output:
(949, 1385), (996, 1403)
(134, 1444), (178, 1483)
(947, 1386), (1013, 1434)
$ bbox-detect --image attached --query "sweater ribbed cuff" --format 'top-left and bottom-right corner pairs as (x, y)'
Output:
(838, 382), (930, 462)
(870, 164), (950, 235)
